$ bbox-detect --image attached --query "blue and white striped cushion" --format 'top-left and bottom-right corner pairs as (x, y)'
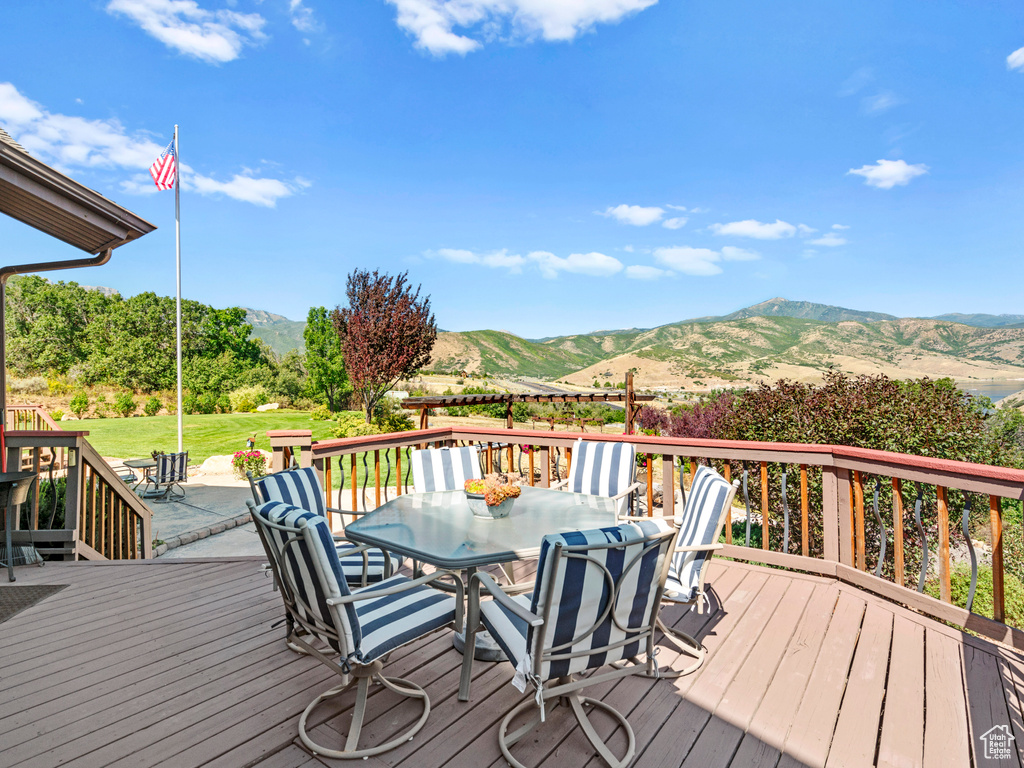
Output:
(480, 594), (532, 668)
(411, 446), (482, 492)
(334, 542), (389, 583)
(567, 440), (637, 517)
(252, 501), (360, 655)
(254, 467), (326, 516)
(520, 519), (673, 681)
(665, 465), (733, 603)
(351, 574), (458, 662)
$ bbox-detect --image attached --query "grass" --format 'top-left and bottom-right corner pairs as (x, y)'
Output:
(78, 410), (339, 463)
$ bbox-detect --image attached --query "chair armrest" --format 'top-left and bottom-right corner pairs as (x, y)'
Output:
(326, 506), (374, 517)
(327, 569), (464, 605)
(673, 542), (724, 554)
(470, 572), (543, 627)
(551, 479), (569, 490)
(609, 481), (643, 501)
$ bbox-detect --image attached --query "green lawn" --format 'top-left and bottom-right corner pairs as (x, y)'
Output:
(78, 410), (339, 463)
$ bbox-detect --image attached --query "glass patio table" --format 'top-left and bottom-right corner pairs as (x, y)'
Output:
(344, 485), (617, 659)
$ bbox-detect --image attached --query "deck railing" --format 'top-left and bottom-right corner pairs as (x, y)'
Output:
(298, 426), (1024, 650)
(5, 403), (62, 432)
(4, 430), (153, 561)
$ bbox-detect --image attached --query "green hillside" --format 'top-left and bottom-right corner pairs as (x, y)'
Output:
(245, 308), (306, 356)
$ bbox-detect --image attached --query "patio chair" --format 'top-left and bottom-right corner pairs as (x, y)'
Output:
(409, 444), (482, 492)
(249, 466), (394, 587)
(552, 439), (642, 519)
(140, 451), (188, 501)
(458, 519), (677, 768)
(658, 464), (739, 677)
(246, 499), (463, 760)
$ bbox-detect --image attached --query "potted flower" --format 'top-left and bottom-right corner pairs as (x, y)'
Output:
(464, 473), (522, 519)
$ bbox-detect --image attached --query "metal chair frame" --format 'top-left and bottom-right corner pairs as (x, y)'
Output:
(460, 525), (677, 768)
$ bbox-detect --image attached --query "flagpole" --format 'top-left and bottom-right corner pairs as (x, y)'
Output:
(174, 125), (183, 454)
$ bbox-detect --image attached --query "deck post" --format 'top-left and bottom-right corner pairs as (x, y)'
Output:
(821, 465), (845, 564)
(64, 440), (83, 561)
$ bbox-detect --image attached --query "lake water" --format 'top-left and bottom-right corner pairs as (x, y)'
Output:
(955, 380), (1024, 403)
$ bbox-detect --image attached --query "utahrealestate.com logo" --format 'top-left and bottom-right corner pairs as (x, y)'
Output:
(980, 725), (1015, 761)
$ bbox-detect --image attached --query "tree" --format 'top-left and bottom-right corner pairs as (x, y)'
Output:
(332, 270), (437, 423)
(304, 307), (349, 412)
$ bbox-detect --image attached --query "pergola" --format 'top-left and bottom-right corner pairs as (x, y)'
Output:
(401, 374), (656, 432)
(0, 126), (156, 423)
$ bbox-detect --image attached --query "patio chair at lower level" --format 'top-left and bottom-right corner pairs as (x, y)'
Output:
(247, 499), (463, 760)
(459, 519), (677, 768)
(658, 464), (739, 677)
(140, 451), (188, 500)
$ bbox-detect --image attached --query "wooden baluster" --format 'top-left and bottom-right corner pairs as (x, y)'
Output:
(937, 486), (951, 603)
(106, 476), (114, 559)
(645, 458), (654, 517)
(507, 444), (514, 474)
(540, 446), (550, 488)
(31, 448), (40, 530)
(486, 444), (493, 474)
(325, 458), (333, 524)
(396, 449), (403, 496)
(723, 462), (732, 545)
(800, 464), (809, 558)
(374, 450), (381, 508)
(662, 456), (674, 520)
(991, 495), (1005, 623)
(350, 454), (357, 516)
(760, 461), (769, 550)
(853, 470), (866, 570)
(689, 457), (697, 486)
(566, 447), (573, 479)
(848, 474), (856, 565)
(893, 478), (905, 587)
(528, 447), (535, 487)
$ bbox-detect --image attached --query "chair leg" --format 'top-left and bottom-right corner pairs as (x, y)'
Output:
(298, 660), (431, 759)
(498, 691), (636, 768)
(654, 615), (706, 678)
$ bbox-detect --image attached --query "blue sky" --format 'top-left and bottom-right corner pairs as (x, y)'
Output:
(2, 1), (1024, 338)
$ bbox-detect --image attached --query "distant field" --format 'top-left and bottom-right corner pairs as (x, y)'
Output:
(78, 411), (338, 463)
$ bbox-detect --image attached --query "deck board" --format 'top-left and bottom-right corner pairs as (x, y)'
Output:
(1, 557), (1021, 768)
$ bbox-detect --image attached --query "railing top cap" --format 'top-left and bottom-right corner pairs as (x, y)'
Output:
(266, 429), (313, 437)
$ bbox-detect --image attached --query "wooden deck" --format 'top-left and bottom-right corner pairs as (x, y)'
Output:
(1, 558), (1022, 768)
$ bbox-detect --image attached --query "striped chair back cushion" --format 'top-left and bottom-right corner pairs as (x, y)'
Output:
(528, 518), (675, 681)
(670, 465), (734, 600)
(254, 467), (326, 516)
(156, 451), (188, 483)
(567, 440), (636, 516)
(410, 446), (482, 492)
(251, 501), (360, 655)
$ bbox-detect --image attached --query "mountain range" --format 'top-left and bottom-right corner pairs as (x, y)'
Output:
(246, 298), (1024, 388)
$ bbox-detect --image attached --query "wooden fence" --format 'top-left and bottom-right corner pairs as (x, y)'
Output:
(292, 426), (1024, 651)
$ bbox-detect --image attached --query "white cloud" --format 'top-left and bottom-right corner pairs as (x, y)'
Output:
(848, 158), (928, 189)
(839, 67), (873, 97)
(0, 82), (302, 207)
(625, 265), (672, 280)
(709, 218), (796, 239)
(721, 246), (760, 261)
(653, 247), (722, 276)
(796, 224), (817, 236)
(622, 245), (635, 253)
(430, 248), (526, 272)
(599, 204), (664, 226)
(810, 232), (847, 247)
(528, 250), (623, 279)
(688, 206), (709, 214)
(289, 0), (320, 33)
(662, 216), (687, 230)
(862, 91), (903, 114)
(385, 0), (658, 56)
(665, 204), (687, 212)
(832, 224), (850, 230)
(106, 0), (267, 63)
(1008, 46), (1024, 72)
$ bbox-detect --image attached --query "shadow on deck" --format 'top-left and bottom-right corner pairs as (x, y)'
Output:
(1, 557), (1020, 768)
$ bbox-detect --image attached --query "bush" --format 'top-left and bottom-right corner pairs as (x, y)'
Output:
(94, 394), (108, 418)
(113, 392), (136, 418)
(372, 398), (414, 433)
(69, 391), (89, 418)
(232, 450), (267, 480)
(47, 374), (72, 396)
(310, 404), (332, 421)
(144, 397), (162, 417)
(925, 563), (1024, 628)
(50, 409), (64, 422)
(332, 411), (382, 438)
(229, 385), (269, 413)
(8, 376), (48, 395)
(183, 393), (199, 415)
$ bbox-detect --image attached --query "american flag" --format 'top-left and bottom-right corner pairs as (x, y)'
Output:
(149, 139), (177, 190)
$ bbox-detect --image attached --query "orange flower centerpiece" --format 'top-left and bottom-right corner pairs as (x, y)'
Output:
(464, 473), (522, 519)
